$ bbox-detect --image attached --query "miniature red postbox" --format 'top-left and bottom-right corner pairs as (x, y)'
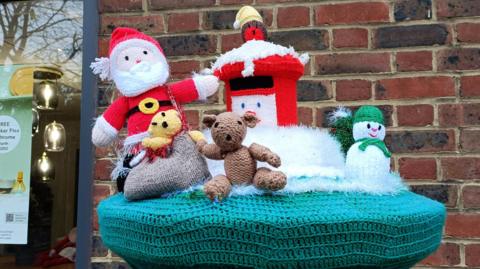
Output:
(212, 6), (309, 126)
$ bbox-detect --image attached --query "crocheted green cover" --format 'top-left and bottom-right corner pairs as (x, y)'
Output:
(97, 191), (445, 269)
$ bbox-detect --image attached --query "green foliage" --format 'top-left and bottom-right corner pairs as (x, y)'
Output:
(330, 115), (354, 155)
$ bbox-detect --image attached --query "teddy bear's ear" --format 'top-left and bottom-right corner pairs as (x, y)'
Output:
(202, 115), (217, 128)
(242, 113), (259, 128)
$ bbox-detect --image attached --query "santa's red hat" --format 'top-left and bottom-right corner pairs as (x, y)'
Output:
(90, 27), (165, 81)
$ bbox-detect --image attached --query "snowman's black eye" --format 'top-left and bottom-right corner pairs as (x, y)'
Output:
(124, 56), (129, 61)
(257, 102), (261, 108)
(143, 50), (148, 55)
(241, 103), (245, 109)
(379, 125), (382, 130)
(367, 123), (371, 129)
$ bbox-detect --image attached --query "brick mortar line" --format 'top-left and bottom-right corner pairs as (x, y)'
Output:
(408, 182), (480, 186)
(432, 49), (438, 72)
(443, 237), (480, 243)
(99, 11), (480, 31)
(289, 98), (471, 107)
(300, 71), (480, 80)
(430, 0), (438, 21)
(387, 0), (394, 23)
(392, 152), (480, 157)
(309, 5), (314, 27)
(97, 14), (475, 33)
(157, 45), (480, 64)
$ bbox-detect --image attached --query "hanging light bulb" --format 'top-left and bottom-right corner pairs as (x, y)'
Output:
(34, 80), (59, 110)
(44, 121), (66, 152)
(32, 108), (40, 136)
(37, 152), (54, 182)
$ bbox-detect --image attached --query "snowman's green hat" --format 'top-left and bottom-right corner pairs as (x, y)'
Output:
(353, 106), (384, 125)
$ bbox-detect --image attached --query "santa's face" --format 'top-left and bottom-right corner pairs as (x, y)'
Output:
(116, 46), (160, 71)
(353, 121), (386, 141)
(231, 94), (277, 126)
(111, 44), (169, 97)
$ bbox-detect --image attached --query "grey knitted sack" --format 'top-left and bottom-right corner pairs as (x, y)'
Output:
(124, 133), (211, 201)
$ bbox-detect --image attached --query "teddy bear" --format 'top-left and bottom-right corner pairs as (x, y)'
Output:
(142, 109), (205, 151)
(197, 112), (287, 201)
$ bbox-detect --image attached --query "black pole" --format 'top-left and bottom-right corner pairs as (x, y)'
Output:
(76, 0), (98, 268)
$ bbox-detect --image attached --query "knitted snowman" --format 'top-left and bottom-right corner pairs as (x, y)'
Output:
(345, 106), (391, 180)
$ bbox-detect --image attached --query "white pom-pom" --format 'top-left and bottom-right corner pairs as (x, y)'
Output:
(198, 68), (213, 76)
(90, 57), (111, 81)
(299, 53), (310, 65)
(233, 20), (241, 29)
(328, 106), (352, 123)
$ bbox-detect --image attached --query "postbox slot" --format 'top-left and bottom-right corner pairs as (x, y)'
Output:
(230, 76), (273, 91)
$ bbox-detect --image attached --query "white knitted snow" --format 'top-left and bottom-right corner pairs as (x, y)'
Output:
(211, 40), (309, 77)
(202, 125), (407, 195)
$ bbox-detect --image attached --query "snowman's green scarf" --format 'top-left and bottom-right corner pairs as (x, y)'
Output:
(356, 138), (391, 158)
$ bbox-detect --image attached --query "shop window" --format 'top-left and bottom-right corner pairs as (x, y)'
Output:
(0, 1), (83, 268)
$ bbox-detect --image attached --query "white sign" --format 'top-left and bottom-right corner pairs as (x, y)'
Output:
(0, 115), (21, 154)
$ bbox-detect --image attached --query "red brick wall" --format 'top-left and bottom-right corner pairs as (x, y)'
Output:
(92, 0), (480, 268)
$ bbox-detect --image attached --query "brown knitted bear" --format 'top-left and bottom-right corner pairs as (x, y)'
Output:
(197, 112), (287, 201)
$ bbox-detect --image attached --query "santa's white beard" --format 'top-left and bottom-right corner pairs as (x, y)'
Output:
(112, 61), (169, 97)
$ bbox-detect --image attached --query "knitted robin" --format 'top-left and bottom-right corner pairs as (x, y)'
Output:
(211, 6), (309, 127)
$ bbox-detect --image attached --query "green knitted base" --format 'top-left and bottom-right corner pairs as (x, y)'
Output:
(97, 191), (445, 269)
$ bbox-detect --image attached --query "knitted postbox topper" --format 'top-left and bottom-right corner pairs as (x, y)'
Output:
(212, 6), (309, 126)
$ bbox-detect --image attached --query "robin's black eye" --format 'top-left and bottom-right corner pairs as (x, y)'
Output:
(214, 122), (219, 128)
(143, 51), (148, 55)
(379, 125), (382, 130)
(367, 123), (371, 129)
(237, 121), (242, 125)
(125, 56), (129, 61)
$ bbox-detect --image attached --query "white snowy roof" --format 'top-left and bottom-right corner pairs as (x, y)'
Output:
(212, 40), (309, 77)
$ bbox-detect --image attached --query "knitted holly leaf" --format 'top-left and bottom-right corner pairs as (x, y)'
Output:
(331, 116), (354, 155)
(328, 107), (354, 155)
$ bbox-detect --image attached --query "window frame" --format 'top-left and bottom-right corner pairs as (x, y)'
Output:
(76, 0), (98, 267)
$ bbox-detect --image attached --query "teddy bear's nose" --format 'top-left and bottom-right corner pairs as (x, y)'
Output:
(226, 134), (232, 141)
(162, 122), (168, 128)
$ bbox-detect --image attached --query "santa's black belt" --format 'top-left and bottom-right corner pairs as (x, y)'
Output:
(127, 99), (173, 118)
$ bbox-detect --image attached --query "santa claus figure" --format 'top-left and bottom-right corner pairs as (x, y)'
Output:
(91, 27), (219, 150)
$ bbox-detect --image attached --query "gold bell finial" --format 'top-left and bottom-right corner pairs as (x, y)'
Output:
(233, 6), (263, 29)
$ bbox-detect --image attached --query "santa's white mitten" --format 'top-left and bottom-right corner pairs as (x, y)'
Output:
(92, 116), (118, 147)
(193, 75), (219, 100)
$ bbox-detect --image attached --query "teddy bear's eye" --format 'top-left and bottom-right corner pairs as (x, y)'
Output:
(367, 123), (371, 129)
(125, 56), (129, 61)
(237, 121), (242, 125)
(151, 122), (158, 126)
(214, 122), (219, 128)
(143, 50), (148, 55)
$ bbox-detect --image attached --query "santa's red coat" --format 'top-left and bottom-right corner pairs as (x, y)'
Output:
(102, 78), (198, 144)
